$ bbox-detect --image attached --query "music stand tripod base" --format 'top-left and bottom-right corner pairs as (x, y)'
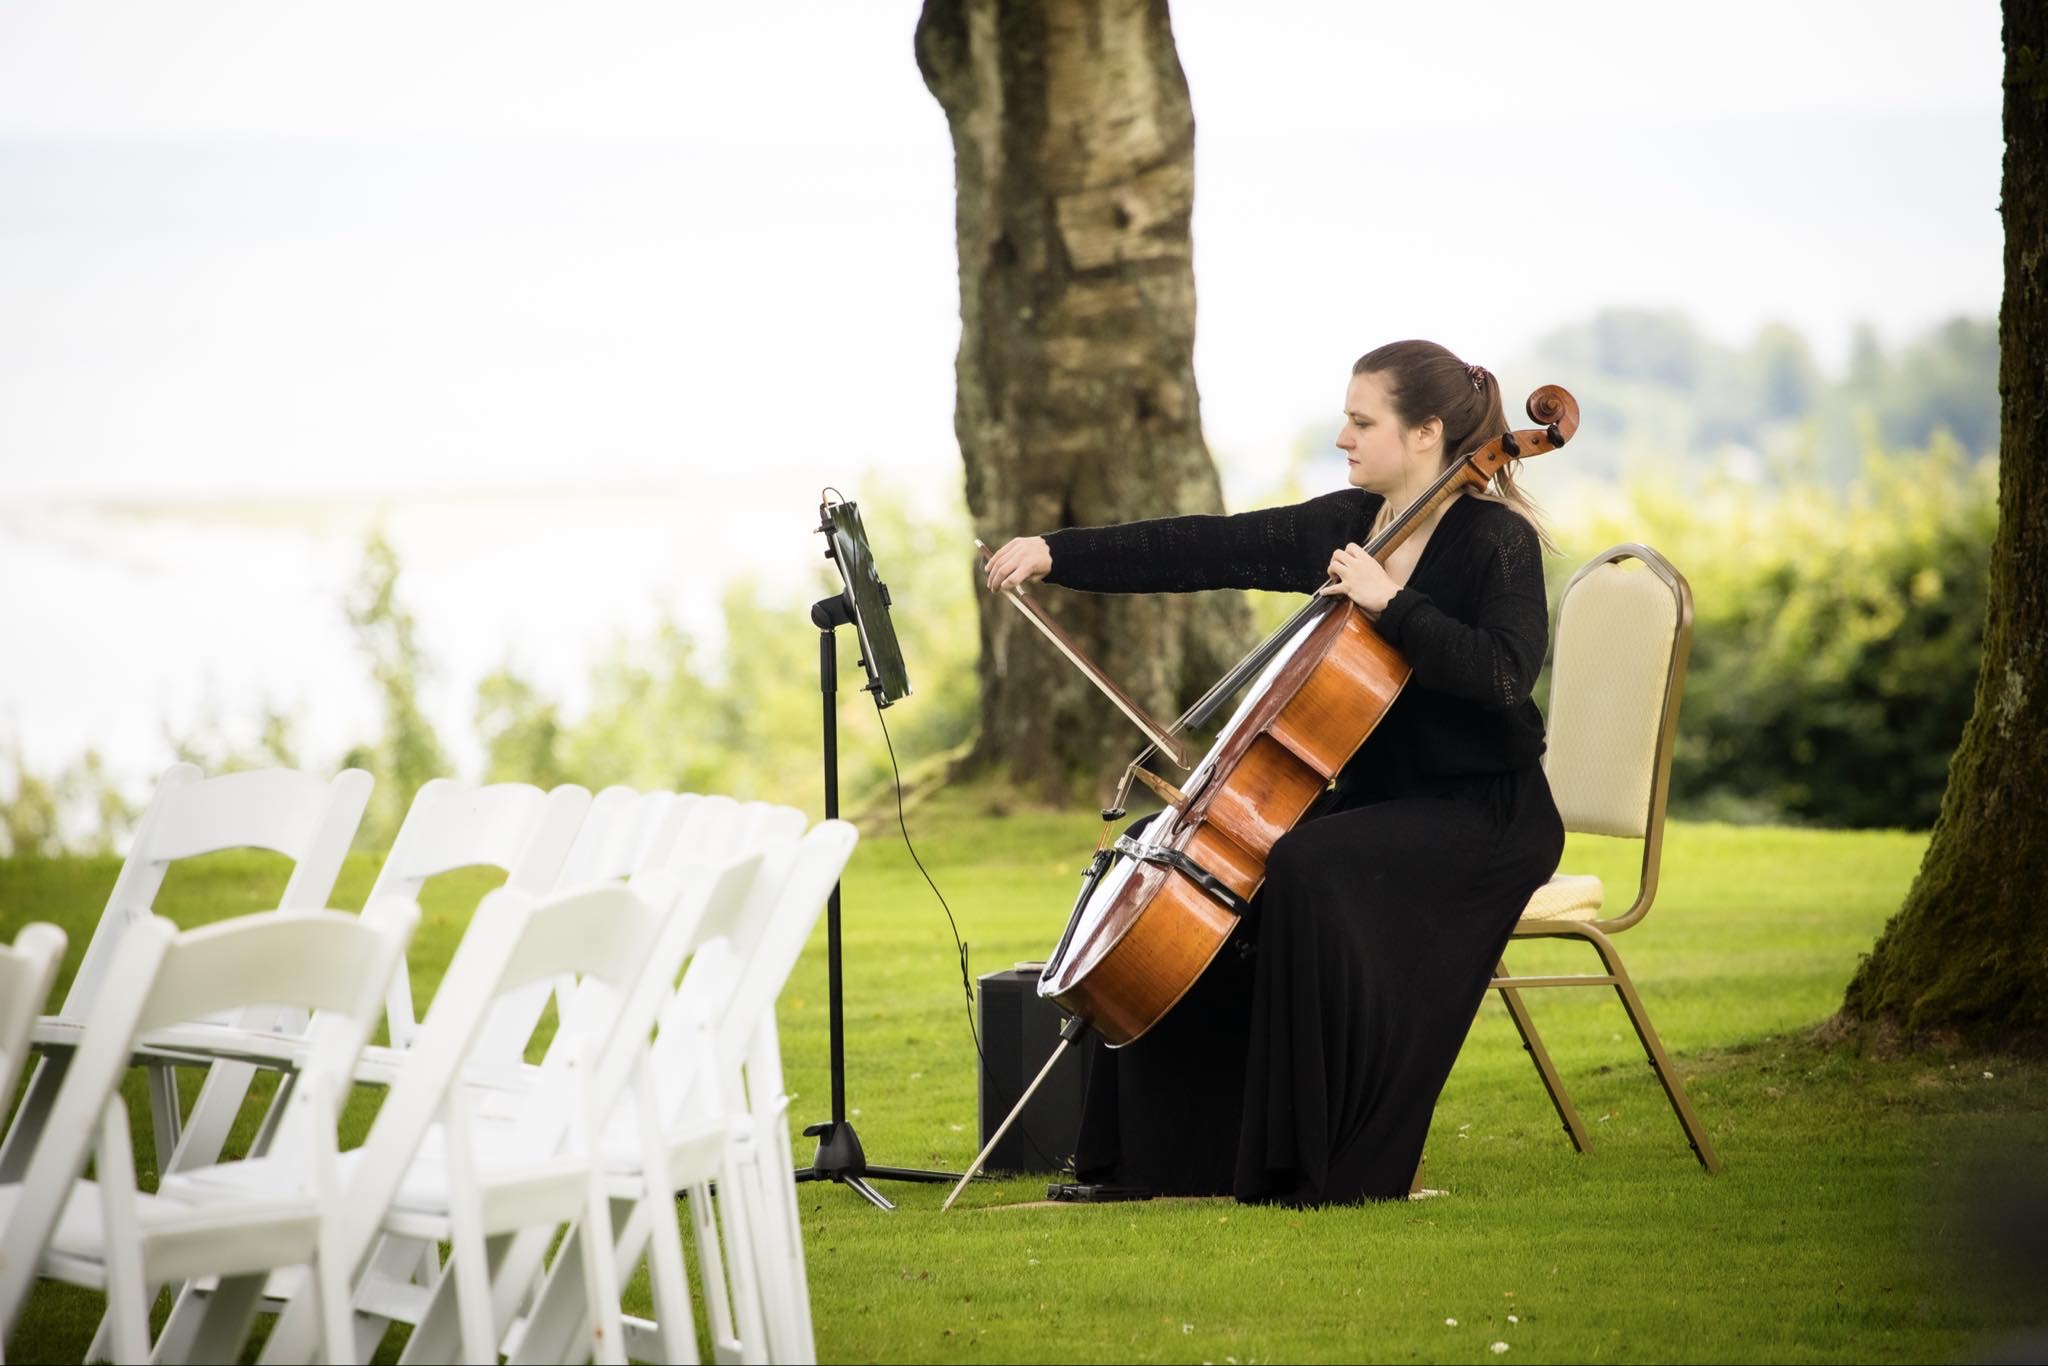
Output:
(795, 1120), (960, 1211)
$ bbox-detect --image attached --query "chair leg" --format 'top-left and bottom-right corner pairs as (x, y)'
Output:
(577, 1177), (628, 1366)
(144, 1062), (184, 1172)
(0, 1053), (67, 1181)
(95, 1100), (152, 1365)
(506, 1224), (591, 1366)
(184, 1273), (267, 1366)
(1493, 960), (1593, 1153)
(688, 1179), (740, 1360)
(164, 1058), (262, 1175)
(1583, 936), (1721, 1174)
(633, 1109), (700, 1366)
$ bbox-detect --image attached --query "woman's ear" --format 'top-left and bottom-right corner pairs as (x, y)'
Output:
(1414, 416), (1444, 455)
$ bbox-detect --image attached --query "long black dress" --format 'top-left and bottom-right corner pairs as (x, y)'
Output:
(1040, 487), (1565, 1205)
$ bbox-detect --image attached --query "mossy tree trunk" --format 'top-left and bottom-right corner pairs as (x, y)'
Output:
(1839, 0), (2048, 1047)
(916, 0), (1249, 796)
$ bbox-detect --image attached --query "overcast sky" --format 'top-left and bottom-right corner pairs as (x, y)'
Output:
(0, 1), (2006, 504)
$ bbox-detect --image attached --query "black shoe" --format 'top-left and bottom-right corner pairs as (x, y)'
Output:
(1046, 1182), (1156, 1203)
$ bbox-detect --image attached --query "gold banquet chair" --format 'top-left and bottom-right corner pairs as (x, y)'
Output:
(1489, 542), (1720, 1174)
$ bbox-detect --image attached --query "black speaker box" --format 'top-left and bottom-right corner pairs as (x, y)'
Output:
(976, 966), (1084, 1175)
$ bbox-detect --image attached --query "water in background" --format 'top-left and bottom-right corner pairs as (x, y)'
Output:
(0, 468), (862, 799)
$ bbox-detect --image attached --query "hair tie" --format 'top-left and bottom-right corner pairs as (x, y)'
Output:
(1466, 364), (1488, 392)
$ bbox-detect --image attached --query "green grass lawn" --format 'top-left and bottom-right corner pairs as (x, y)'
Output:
(3, 798), (2043, 1363)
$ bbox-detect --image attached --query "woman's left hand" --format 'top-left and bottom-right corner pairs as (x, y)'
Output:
(1317, 542), (1400, 617)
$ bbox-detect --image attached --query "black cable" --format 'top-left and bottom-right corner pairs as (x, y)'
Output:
(870, 694), (983, 1064)
(871, 694), (1071, 1175)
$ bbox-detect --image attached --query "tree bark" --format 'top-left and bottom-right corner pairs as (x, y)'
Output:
(1838, 0), (2048, 1048)
(916, 0), (1250, 796)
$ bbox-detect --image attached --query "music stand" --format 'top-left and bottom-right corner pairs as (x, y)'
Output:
(795, 493), (961, 1209)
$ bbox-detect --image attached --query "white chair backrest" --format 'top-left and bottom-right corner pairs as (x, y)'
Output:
(370, 779), (591, 1048)
(620, 801), (804, 1077)
(718, 803), (810, 963)
(553, 785), (653, 888)
(366, 779), (590, 904)
(0, 924), (66, 1102)
(1542, 547), (1692, 841)
(713, 821), (857, 1067)
(0, 903), (416, 1339)
(541, 833), (767, 1084)
(60, 765), (371, 1018)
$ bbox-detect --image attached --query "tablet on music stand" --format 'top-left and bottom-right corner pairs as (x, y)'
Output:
(820, 497), (911, 707)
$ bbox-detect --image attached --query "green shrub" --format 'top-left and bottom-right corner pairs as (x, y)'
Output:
(1555, 440), (1994, 829)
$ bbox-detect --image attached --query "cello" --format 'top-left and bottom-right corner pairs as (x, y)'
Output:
(943, 384), (1578, 1208)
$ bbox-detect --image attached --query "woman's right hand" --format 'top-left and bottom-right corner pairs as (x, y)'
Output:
(984, 536), (1053, 592)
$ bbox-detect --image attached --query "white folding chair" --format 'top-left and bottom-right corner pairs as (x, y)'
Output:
(513, 817), (855, 1366)
(0, 924), (66, 1119)
(0, 764), (370, 1186)
(0, 901), (417, 1365)
(397, 801), (819, 1366)
(704, 818), (854, 1365)
(510, 798), (806, 1366)
(386, 839), (768, 1366)
(364, 800), (767, 1366)
(250, 858), (755, 1366)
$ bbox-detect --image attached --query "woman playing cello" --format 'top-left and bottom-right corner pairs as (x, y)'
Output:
(981, 339), (1565, 1206)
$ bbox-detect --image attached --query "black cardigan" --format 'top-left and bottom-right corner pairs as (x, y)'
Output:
(1041, 489), (1549, 794)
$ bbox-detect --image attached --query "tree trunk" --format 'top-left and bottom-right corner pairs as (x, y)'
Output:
(1837, 0), (2048, 1048)
(916, 0), (1250, 797)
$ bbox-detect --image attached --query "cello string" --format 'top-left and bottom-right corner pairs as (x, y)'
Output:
(1174, 453), (1476, 734)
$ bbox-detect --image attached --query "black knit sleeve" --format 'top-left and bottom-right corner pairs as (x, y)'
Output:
(1373, 507), (1548, 712)
(1042, 489), (1376, 596)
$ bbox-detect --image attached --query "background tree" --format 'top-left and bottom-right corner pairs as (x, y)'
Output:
(1838, 1), (2048, 1048)
(916, 0), (1249, 794)
(339, 532), (451, 846)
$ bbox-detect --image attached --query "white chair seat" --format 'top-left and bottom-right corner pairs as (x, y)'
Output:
(1519, 873), (1604, 922)
(0, 1176), (321, 1287)
(169, 1127), (586, 1228)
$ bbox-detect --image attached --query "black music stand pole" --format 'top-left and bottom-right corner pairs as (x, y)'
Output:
(794, 592), (960, 1209)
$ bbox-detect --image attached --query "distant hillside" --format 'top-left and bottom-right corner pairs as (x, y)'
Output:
(1516, 309), (1997, 485)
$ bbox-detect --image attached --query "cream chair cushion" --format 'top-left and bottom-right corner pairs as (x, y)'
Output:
(1519, 872), (1604, 922)
(1543, 559), (1679, 839)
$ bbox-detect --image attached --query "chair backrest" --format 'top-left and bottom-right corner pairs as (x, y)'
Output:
(713, 820), (857, 1067)
(552, 785), (657, 888)
(0, 902), (416, 1338)
(476, 787), (718, 1065)
(1541, 544), (1693, 929)
(642, 804), (809, 1070)
(369, 779), (591, 1048)
(543, 797), (774, 1065)
(58, 765), (372, 1018)
(695, 801), (806, 954)
(0, 924), (66, 1102)
(365, 779), (590, 905)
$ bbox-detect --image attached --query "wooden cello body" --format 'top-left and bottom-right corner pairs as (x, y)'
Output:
(1035, 386), (1579, 1045)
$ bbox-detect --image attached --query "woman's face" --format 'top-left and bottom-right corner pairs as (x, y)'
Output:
(1336, 370), (1441, 494)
